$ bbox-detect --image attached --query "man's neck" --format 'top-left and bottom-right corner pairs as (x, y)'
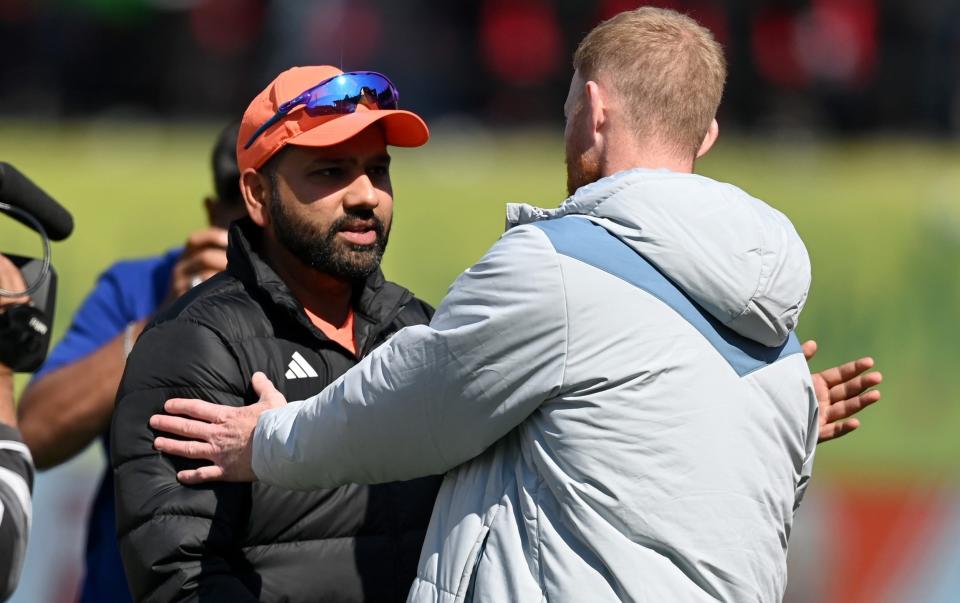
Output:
(600, 129), (694, 176)
(262, 235), (354, 328)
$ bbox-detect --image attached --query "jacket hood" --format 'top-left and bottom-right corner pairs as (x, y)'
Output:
(506, 168), (810, 347)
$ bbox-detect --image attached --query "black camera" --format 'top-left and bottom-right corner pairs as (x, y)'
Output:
(0, 163), (73, 372)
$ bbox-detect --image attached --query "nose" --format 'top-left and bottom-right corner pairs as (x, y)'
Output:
(342, 173), (379, 210)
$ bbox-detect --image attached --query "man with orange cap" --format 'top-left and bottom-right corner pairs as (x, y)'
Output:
(110, 66), (441, 602)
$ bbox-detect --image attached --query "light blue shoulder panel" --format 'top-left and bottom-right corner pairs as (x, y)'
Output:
(531, 217), (802, 377)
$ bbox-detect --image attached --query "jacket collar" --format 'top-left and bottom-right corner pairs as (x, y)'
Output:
(504, 167), (672, 229)
(503, 167), (811, 348)
(226, 218), (413, 355)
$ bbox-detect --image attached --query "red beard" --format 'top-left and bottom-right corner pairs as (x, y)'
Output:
(565, 144), (601, 196)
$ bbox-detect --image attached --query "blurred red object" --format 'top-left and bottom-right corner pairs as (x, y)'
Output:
(596, 0), (729, 47)
(189, 0), (263, 57)
(0, 0), (36, 24)
(480, 0), (563, 87)
(752, 7), (809, 90)
(799, 0), (877, 87)
(305, 1), (382, 67)
(752, 0), (877, 90)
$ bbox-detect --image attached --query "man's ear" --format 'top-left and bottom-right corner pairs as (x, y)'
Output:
(584, 80), (606, 143)
(240, 169), (269, 228)
(696, 119), (719, 159)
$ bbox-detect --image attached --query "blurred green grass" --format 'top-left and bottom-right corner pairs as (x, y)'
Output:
(1, 121), (957, 483)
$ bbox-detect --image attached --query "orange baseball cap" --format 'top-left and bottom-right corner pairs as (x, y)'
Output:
(236, 65), (430, 172)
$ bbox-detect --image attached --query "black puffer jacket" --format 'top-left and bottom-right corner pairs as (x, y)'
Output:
(111, 219), (442, 602)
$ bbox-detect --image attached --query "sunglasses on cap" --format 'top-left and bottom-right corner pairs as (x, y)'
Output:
(243, 71), (401, 150)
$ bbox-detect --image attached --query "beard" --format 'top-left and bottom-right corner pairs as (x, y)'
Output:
(268, 184), (389, 282)
(564, 130), (602, 196)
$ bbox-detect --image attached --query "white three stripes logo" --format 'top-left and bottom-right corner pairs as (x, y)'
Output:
(285, 351), (318, 380)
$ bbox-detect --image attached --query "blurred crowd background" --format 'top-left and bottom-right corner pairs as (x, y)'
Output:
(0, 1), (958, 602)
(2, 0), (960, 132)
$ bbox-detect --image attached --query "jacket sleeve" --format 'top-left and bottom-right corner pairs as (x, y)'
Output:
(253, 224), (568, 490)
(0, 425), (33, 601)
(111, 320), (260, 603)
(793, 384), (819, 514)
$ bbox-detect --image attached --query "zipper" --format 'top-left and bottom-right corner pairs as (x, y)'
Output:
(357, 293), (411, 359)
(464, 527), (490, 603)
(457, 525), (491, 603)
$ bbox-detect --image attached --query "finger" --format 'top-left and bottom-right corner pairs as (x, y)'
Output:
(815, 357), (876, 388)
(251, 371), (285, 405)
(184, 228), (229, 252)
(154, 436), (217, 460)
(823, 392), (879, 425)
(166, 248), (226, 301)
(167, 272), (192, 299)
(802, 340), (817, 361)
(823, 389), (881, 424)
(178, 270), (219, 292)
(819, 418), (860, 443)
(164, 398), (229, 423)
(0, 255), (30, 304)
(167, 268), (222, 300)
(177, 249), (229, 276)
(150, 413), (215, 439)
(177, 465), (226, 485)
(193, 270), (219, 284)
(827, 371), (883, 402)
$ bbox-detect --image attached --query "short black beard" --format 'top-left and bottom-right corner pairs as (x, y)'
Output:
(268, 180), (389, 282)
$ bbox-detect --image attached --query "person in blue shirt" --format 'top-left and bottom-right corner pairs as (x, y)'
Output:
(15, 123), (247, 602)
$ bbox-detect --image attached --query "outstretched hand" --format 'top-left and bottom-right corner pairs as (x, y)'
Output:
(804, 340), (882, 443)
(151, 372), (287, 484)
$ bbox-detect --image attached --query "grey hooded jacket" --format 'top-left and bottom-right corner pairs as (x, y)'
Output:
(252, 168), (819, 602)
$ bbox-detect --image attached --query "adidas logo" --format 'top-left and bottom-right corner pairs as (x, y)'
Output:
(285, 351), (318, 380)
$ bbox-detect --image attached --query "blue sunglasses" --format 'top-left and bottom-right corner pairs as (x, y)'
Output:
(243, 71), (401, 150)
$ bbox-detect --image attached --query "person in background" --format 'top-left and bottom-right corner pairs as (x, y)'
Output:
(15, 123), (246, 603)
(0, 255), (34, 601)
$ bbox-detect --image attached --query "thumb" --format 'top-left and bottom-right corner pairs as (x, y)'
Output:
(251, 371), (287, 408)
(802, 340), (817, 362)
